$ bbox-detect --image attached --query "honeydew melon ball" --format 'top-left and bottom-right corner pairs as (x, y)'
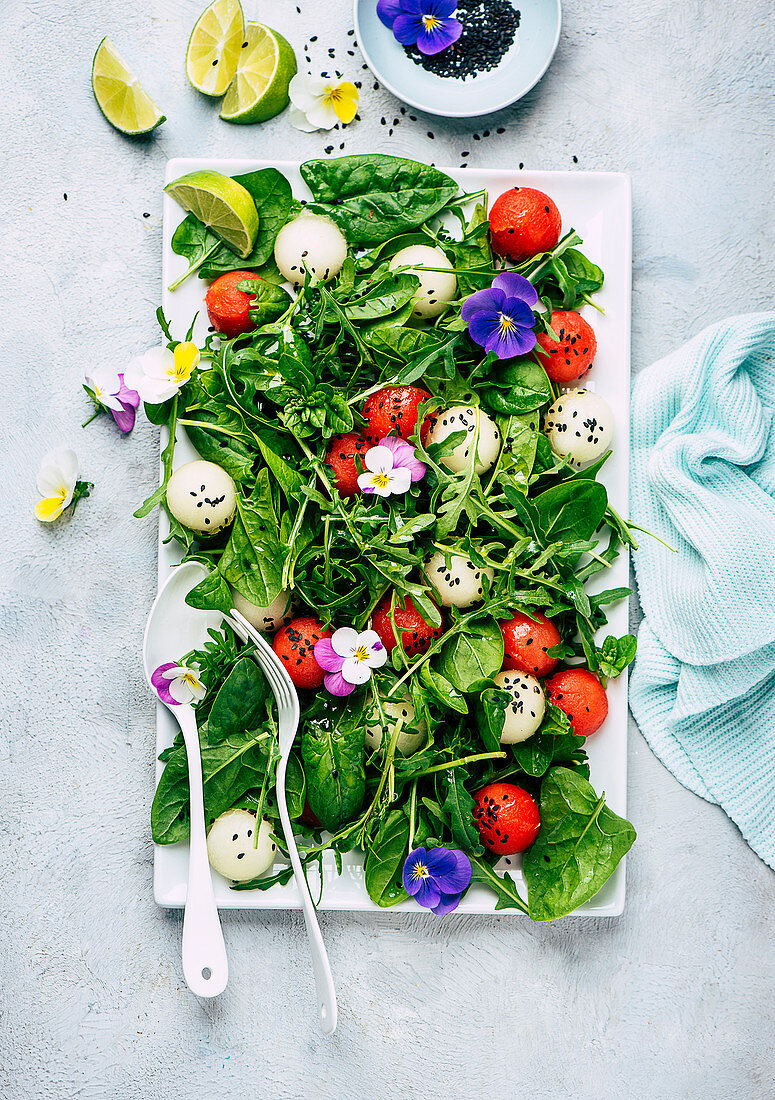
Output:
(231, 588), (293, 633)
(494, 670), (546, 744)
(425, 405), (501, 475)
(545, 388), (615, 470)
(166, 460), (236, 535)
(206, 809), (276, 882)
(364, 694), (428, 756)
(389, 244), (457, 318)
(274, 213), (347, 284)
(424, 551), (494, 608)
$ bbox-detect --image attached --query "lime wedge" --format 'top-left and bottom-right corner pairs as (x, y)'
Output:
(91, 38), (166, 135)
(186, 0), (245, 97)
(219, 23), (297, 124)
(165, 170), (259, 258)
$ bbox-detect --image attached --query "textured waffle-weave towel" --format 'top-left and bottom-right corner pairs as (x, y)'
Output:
(629, 312), (775, 869)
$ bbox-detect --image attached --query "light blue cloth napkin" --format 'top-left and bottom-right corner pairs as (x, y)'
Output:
(629, 312), (775, 869)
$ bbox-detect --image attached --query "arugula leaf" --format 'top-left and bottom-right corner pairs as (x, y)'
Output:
(440, 766), (482, 854)
(469, 855), (528, 913)
(523, 767), (636, 921)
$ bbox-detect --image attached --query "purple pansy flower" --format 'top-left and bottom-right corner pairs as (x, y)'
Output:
(461, 272), (539, 359)
(402, 845), (472, 914)
(357, 435), (426, 497)
(84, 367), (141, 433)
(314, 627), (388, 697)
(151, 662), (206, 706)
(382, 0), (463, 56)
(377, 0), (404, 27)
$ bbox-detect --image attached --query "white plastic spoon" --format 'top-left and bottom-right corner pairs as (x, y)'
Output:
(143, 561), (228, 997)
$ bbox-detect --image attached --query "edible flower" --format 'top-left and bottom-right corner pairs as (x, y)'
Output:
(151, 662), (206, 706)
(314, 627), (388, 697)
(288, 74), (359, 132)
(402, 845), (472, 913)
(357, 435), (426, 498)
(83, 367), (140, 433)
(34, 447), (89, 522)
(461, 272), (539, 359)
(123, 342), (200, 405)
(378, 0), (463, 56)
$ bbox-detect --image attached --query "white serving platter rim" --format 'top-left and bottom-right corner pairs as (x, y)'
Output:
(154, 158), (632, 916)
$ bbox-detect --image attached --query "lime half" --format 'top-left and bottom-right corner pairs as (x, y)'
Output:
(219, 23), (297, 124)
(186, 0), (245, 97)
(164, 170), (259, 258)
(92, 38), (166, 135)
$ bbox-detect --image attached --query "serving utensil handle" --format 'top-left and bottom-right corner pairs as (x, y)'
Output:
(178, 704), (229, 997)
(276, 753), (337, 1034)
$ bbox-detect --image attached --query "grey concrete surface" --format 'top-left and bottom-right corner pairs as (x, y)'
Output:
(1, 0), (773, 1097)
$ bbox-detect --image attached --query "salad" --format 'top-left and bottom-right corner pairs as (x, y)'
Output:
(139, 155), (637, 921)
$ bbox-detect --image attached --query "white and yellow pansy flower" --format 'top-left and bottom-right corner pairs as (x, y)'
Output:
(34, 447), (80, 522)
(288, 74), (359, 132)
(123, 342), (201, 405)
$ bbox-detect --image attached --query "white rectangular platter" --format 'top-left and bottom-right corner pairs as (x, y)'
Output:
(155, 158), (632, 915)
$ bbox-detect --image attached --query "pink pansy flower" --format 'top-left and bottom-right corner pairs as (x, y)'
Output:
(314, 627), (388, 697)
(84, 367), (141, 433)
(151, 662), (206, 706)
(357, 435), (426, 498)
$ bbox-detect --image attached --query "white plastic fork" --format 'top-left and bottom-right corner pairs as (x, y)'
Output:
(226, 607), (338, 1036)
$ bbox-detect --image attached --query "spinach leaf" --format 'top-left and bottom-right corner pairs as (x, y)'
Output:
(170, 217), (221, 287)
(200, 168), (293, 276)
(151, 728), (269, 844)
(340, 273), (419, 321)
(218, 469), (284, 606)
(534, 480), (608, 545)
(437, 616), (504, 693)
(286, 752), (306, 820)
(185, 568), (233, 614)
(523, 767), (636, 921)
(206, 657), (270, 745)
(364, 808), (410, 907)
(482, 358), (553, 416)
(300, 155), (458, 245)
(475, 687), (507, 751)
(301, 705), (366, 831)
(444, 202), (493, 296)
(510, 731), (588, 779)
(419, 661), (468, 713)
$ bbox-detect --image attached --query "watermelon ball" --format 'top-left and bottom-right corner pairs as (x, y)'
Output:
(490, 187), (562, 263)
(272, 616), (332, 690)
(371, 593), (444, 657)
(546, 668), (608, 737)
(536, 310), (598, 384)
(499, 611), (561, 678)
(205, 270), (259, 339)
(473, 782), (541, 855)
(362, 385), (432, 445)
(324, 432), (373, 497)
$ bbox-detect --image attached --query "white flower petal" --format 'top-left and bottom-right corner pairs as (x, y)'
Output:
(364, 446), (395, 474)
(89, 365), (122, 397)
(305, 100), (339, 130)
(331, 626), (360, 658)
(358, 629), (383, 652)
(288, 105), (319, 132)
(37, 447), (79, 497)
(189, 679), (207, 701)
(387, 467), (412, 494)
(140, 346), (177, 381)
(341, 656), (373, 686)
(289, 73), (328, 110)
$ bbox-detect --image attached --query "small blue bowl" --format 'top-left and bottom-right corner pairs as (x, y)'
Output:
(353, 0), (562, 118)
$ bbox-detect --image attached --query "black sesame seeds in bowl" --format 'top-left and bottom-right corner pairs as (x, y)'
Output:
(354, 0), (562, 117)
